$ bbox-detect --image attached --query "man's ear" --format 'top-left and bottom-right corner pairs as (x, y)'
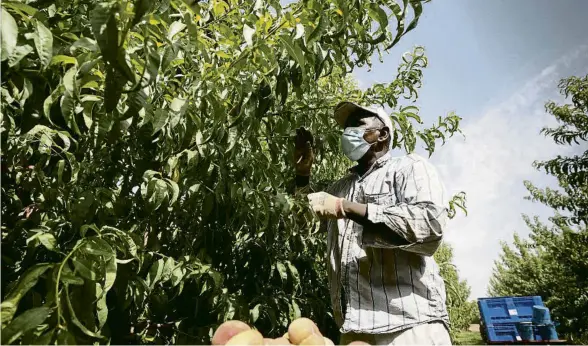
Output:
(378, 126), (390, 142)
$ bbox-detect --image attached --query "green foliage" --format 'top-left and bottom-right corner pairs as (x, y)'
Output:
(1, 0), (464, 344)
(434, 244), (477, 342)
(489, 75), (588, 344)
(526, 74), (588, 226)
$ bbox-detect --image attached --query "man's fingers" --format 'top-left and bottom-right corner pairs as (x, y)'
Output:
(307, 193), (320, 204)
(212, 320), (251, 345)
(288, 318), (322, 345)
(323, 337), (335, 346)
(225, 329), (265, 345)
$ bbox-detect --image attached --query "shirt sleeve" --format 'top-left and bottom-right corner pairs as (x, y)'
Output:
(361, 157), (448, 256)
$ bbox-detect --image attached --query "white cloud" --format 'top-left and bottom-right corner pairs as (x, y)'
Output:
(429, 44), (588, 299)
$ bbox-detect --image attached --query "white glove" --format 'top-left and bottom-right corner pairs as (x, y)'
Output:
(307, 192), (346, 219)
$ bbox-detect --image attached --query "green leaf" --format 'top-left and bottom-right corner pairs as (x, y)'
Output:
(26, 124), (52, 137)
(1, 307), (52, 345)
(276, 262), (288, 281)
(294, 23), (304, 40)
(243, 24), (255, 47)
(102, 227), (138, 261)
(50, 55), (77, 66)
(406, 0), (423, 32)
(65, 153), (80, 183)
(56, 132), (72, 151)
(1, 7), (18, 61)
(91, 2), (118, 64)
(286, 261), (300, 290)
(149, 179), (168, 210)
(72, 258), (97, 281)
(43, 86), (62, 124)
(170, 267), (184, 287)
(170, 97), (187, 115)
(8, 44), (33, 67)
(57, 159), (65, 184)
(56, 329), (77, 345)
(104, 256), (117, 292)
(216, 50), (231, 59)
(20, 77), (33, 105)
(132, 0), (154, 26)
(208, 271), (222, 289)
(79, 58), (100, 76)
(27, 232), (57, 251)
(65, 287), (104, 338)
(280, 35), (305, 75)
(161, 257), (175, 282)
(167, 21), (186, 41)
(0, 264), (53, 326)
(32, 330), (55, 345)
(307, 15), (325, 43)
(96, 284), (108, 328)
(147, 258), (164, 288)
(63, 65), (78, 97)
(70, 37), (98, 54)
(82, 237), (115, 259)
(250, 304), (261, 323)
(38, 133), (52, 155)
(368, 3), (388, 33)
(150, 109), (169, 134)
(2, 2), (38, 16)
(142, 169), (161, 181)
(124, 89), (147, 119)
(32, 19), (53, 68)
(144, 44), (160, 83)
(288, 299), (301, 321)
(61, 93), (80, 135)
(60, 264), (85, 286)
(165, 179), (180, 205)
(80, 224), (100, 238)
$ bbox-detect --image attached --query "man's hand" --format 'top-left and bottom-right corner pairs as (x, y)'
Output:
(294, 127), (314, 177)
(307, 192), (345, 219)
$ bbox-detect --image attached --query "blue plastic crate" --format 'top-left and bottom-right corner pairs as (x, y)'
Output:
(484, 323), (558, 343)
(478, 296), (544, 325)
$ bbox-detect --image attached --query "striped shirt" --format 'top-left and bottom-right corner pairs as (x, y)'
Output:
(323, 152), (449, 334)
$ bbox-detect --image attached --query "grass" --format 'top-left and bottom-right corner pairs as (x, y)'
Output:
(454, 330), (485, 345)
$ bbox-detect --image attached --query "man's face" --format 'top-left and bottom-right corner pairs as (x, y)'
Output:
(344, 110), (384, 144)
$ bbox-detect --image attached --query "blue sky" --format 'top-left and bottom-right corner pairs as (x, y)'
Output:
(352, 0), (588, 298)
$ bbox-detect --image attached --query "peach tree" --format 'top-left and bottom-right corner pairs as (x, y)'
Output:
(1, 0), (464, 343)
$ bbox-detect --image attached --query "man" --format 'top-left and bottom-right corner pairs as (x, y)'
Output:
(295, 101), (451, 345)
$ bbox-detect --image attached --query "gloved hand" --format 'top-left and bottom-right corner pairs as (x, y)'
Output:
(307, 192), (346, 219)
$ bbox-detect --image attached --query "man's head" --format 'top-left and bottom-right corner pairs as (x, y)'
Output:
(334, 102), (391, 164)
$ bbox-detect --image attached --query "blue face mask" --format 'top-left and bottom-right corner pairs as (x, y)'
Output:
(341, 127), (377, 161)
